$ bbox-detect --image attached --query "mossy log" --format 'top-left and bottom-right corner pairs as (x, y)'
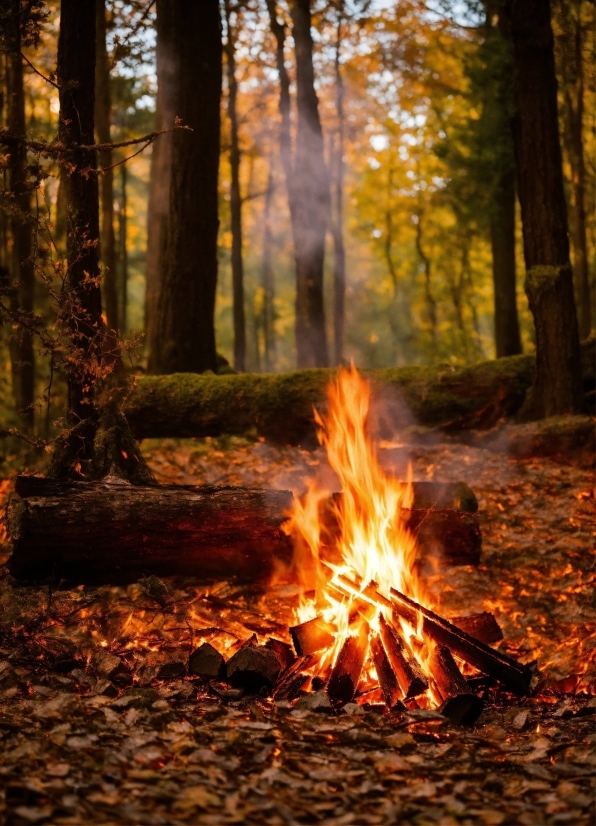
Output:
(126, 339), (595, 444)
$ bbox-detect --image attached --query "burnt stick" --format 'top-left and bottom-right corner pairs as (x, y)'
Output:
(370, 633), (403, 710)
(378, 613), (428, 698)
(428, 645), (484, 725)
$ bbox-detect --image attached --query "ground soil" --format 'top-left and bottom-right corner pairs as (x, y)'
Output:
(0, 431), (593, 825)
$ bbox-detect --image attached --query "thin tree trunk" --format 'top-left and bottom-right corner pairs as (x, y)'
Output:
(508, 0), (583, 417)
(119, 161), (128, 334)
(331, 9), (346, 366)
(6, 0), (35, 430)
(95, 0), (118, 332)
(291, 0), (330, 367)
(224, 0), (246, 372)
(490, 166), (522, 356)
(261, 165), (275, 372)
(415, 213), (437, 357)
(153, 0), (222, 375)
(57, 0), (103, 426)
(146, 0), (175, 370)
(555, 0), (591, 338)
(265, 1), (294, 207)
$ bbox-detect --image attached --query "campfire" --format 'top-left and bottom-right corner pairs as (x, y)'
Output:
(181, 366), (534, 724)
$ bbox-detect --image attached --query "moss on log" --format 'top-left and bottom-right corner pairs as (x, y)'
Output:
(126, 339), (594, 445)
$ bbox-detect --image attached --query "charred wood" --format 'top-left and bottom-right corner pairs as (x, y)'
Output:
(428, 645), (484, 725)
(188, 642), (226, 680)
(370, 633), (403, 711)
(451, 612), (503, 645)
(226, 645), (281, 694)
(378, 613), (428, 699)
(265, 638), (295, 673)
(272, 654), (314, 701)
(327, 623), (368, 706)
(290, 617), (336, 656)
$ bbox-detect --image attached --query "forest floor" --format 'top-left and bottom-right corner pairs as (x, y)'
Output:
(0, 428), (594, 825)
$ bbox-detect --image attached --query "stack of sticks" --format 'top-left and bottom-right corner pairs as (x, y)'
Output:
(285, 576), (534, 725)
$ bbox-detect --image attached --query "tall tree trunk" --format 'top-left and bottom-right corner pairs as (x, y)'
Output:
(6, 0), (35, 430)
(415, 213), (437, 358)
(291, 0), (330, 367)
(95, 0), (118, 332)
(118, 161), (128, 334)
(153, 0), (222, 375)
(490, 166), (522, 356)
(57, 0), (103, 425)
(554, 0), (591, 338)
(261, 165), (275, 372)
(224, 0), (246, 372)
(265, 1), (294, 210)
(331, 9), (346, 367)
(146, 0), (175, 370)
(508, 0), (583, 417)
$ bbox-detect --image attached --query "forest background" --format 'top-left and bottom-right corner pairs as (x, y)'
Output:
(0, 0), (593, 439)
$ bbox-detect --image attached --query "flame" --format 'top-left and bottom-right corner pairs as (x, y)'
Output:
(288, 364), (430, 678)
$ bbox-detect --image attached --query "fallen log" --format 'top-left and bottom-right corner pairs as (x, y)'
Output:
(7, 479), (293, 584)
(378, 613), (428, 699)
(7, 477), (481, 584)
(340, 579), (532, 695)
(428, 645), (484, 725)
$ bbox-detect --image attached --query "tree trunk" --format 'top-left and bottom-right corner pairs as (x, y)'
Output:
(490, 166), (522, 356)
(146, 0), (175, 369)
(291, 0), (330, 368)
(6, 0), (35, 430)
(118, 161), (128, 334)
(414, 213), (437, 357)
(56, 0), (103, 426)
(95, 0), (118, 332)
(332, 9), (346, 366)
(152, 0), (222, 375)
(261, 165), (275, 372)
(509, 0), (583, 418)
(554, 0), (591, 338)
(224, 0), (246, 373)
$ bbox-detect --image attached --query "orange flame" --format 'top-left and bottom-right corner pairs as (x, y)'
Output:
(288, 364), (430, 677)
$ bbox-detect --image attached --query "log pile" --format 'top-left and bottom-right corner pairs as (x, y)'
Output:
(6, 477), (482, 584)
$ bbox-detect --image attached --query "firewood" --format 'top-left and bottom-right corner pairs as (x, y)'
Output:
(451, 612), (503, 645)
(405, 508), (482, 567)
(327, 623), (369, 706)
(378, 613), (428, 699)
(265, 638), (295, 673)
(226, 645), (281, 694)
(289, 617), (335, 657)
(188, 642), (226, 680)
(7, 478), (293, 584)
(428, 645), (484, 725)
(272, 654), (313, 701)
(370, 633), (403, 710)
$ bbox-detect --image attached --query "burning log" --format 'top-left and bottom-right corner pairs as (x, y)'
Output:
(451, 612), (503, 645)
(428, 645), (485, 725)
(226, 645), (281, 694)
(7, 478), (293, 584)
(346, 579), (532, 695)
(370, 633), (403, 710)
(289, 617), (336, 656)
(272, 655), (314, 701)
(378, 613), (428, 699)
(327, 623), (369, 706)
(265, 638), (295, 673)
(188, 642), (226, 680)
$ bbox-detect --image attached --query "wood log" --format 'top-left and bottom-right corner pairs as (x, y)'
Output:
(226, 645), (281, 693)
(405, 508), (481, 567)
(338, 579), (532, 695)
(7, 479), (293, 584)
(188, 643), (226, 680)
(265, 638), (295, 673)
(378, 613), (428, 699)
(428, 645), (484, 725)
(272, 654), (314, 701)
(451, 612), (503, 645)
(327, 623), (369, 706)
(124, 339), (595, 444)
(289, 617), (336, 657)
(370, 633), (403, 710)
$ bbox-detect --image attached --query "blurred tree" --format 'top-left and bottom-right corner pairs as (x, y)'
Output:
(95, 0), (118, 333)
(151, 0), (222, 375)
(331, 1), (346, 366)
(508, 0), (583, 416)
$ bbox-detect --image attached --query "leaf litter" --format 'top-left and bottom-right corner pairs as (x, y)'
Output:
(0, 432), (593, 824)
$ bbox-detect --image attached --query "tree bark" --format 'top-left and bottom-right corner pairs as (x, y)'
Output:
(554, 0), (591, 339)
(224, 0), (246, 372)
(291, 0), (330, 368)
(95, 0), (118, 332)
(332, 8), (346, 366)
(508, 0), (583, 418)
(118, 161), (128, 333)
(6, 0), (35, 430)
(490, 165), (522, 356)
(146, 0), (175, 369)
(56, 0), (103, 426)
(152, 0), (222, 375)
(261, 165), (276, 371)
